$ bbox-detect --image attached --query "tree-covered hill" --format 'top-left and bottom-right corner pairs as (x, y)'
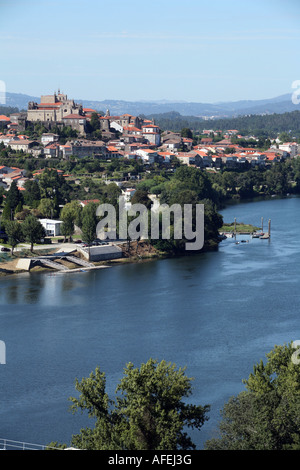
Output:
(0, 106), (20, 116)
(144, 110), (300, 137)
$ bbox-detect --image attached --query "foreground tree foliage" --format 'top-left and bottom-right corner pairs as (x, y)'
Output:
(67, 359), (210, 450)
(205, 343), (300, 450)
(5, 220), (23, 254)
(21, 214), (46, 252)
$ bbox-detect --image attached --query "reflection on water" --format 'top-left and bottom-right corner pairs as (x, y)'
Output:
(0, 197), (299, 448)
(0, 272), (89, 305)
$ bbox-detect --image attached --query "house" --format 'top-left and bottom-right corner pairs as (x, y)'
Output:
(82, 108), (97, 118)
(211, 154), (222, 168)
(278, 142), (298, 157)
(221, 155), (239, 168)
(1, 167), (26, 187)
(157, 151), (175, 163)
(67, 139), (106, 158)
(226, 129), (239, 135)
(135, 149), (158, 163)
(6, 139), (39, 153)
(250, 153), (267, 166)
(264, 151), (282, 163)
(79, 199), (101, 208)
(41, 133), (59, 145)
(0, 115), (10, 128)
(162, 132), (181, 151)
(0, 134), (19, 145)
(121, 188), (136, 202)
(62, 114), (87, 135)
(59, 144), (72, 159)
(123, 126), (143, 136)
(176, 152), (203, 167)
(200, 137), (213, 145)
(106, 146), (123, 158)
(142, 124), (161, 146)
(0, 165), (16, 176)
(39, 219), (63, 237)
(44, 142), (60, 158)
(193, 150), (212, 167)
(110, 121), (123, 133)
(182, 138), (193, 150)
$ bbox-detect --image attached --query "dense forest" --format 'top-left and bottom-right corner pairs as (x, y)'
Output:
(143, 110), (300, 139)
(0, 106), (20, 116)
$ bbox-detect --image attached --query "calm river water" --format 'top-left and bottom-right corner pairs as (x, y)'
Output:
(0, 196), (299, 449)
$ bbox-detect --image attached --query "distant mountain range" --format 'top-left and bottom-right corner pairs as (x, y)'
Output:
(4, 91), (300, 119)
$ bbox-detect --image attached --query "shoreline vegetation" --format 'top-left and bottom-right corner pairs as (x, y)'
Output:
(1, 192), (295, 278)
(0, 237), (220, 278)
(220, 222), (260, 233)
(1, 159), (299, 278)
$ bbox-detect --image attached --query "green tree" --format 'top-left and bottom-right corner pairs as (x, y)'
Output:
(67, 359), (209, 450)
(181, 128), (193, 139)
(38, 168), (71, 204)
(1, 200), (13, 221)
(205, 342), (300, 450)
(24, 180), (41, 208)
(6, 181), (23, 212)
(81, 212), (97, 246)
(5, 220), (23, 254)
(61, 214), (74, 242)
(104, 183), (122, 206)
(60, 201), (82, 228)
(38, 198), (56, 218)
(90, 112), (100, 131)
(0, 186), (4, 206)
(21, 214), (46, 251)
(131, 189), (152, 210)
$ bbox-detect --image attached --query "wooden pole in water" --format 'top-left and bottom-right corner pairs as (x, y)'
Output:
(261, 217), (264, 231)
(268, 219), (271, 237)
(234, 218), (236, 238)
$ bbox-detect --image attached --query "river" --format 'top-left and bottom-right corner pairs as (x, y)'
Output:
(0, 196), (299, 449)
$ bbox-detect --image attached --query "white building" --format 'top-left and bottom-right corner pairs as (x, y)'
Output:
(39, 219), (63, 237)
(121, 188), (136, 202)
(142, 124), (161, 146)
(135, 148), (158, 163)
(278, 143), (298, 157)
(110, 121), (123, 133)
(41, 133), (59, 145)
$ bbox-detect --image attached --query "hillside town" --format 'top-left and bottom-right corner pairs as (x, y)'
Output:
(0, 91), (299, 188)
(0, 90), (300, 255)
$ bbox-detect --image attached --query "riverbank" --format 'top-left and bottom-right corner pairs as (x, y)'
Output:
(3, 193), (280, 279)
(0, 241), (165, 277)
(0, 238), (220, 278)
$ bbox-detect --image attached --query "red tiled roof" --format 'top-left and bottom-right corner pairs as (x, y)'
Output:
(79, 199), (100, 206)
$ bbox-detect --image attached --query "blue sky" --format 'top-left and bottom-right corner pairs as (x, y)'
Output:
(1, 0), (300, 103)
